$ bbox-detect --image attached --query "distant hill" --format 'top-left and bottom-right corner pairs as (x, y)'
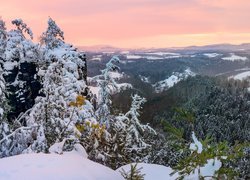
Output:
(78, 43), (250, 53)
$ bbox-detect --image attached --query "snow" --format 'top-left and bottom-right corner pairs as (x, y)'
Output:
(0, 152), (123, 180)
(222, 53), (248, 61)
(116, 163), (178, 180)
(89, 83), (132, 99)
(231, 71), (250, 80)
(203, 53), (221, 58)
(189, 132), (203, 153)
(126, 55), (142, 59)
(116, 83), (133, 91)
(185, 158), (222, 180)
(139, 75), (150, 83)
(186, 132), (222, 179)
(49, 139), (67, 154)
(126, 53), (181, 60)
(90, 57), (101, 61)
(109, 71), (123, 80)
(144, 52), (180, 56)
(90, 55), (102, 61)
(3, 61), (18, 71)
(89, 86), (100, 97)
(121, 51), (129, 54)
(145, 56), (164, 60)
(153, 68), (195, 93)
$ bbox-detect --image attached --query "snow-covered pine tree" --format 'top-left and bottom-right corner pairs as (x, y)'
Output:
(0, 64), (11, 157)
(4, 19), (35, 61)
(99, 94), (156, 168)
(40, 17), (64, 50)
(78, 56), (122, 167)
(94, 56), (120, 126)
(114, 94), (156, 163)
(24, 17), (94, 152)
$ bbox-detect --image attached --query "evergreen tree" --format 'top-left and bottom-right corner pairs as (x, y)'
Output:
(0, 65), (11, 157)
(94, 56), (120, 126)
(24, 17), (94, 152)
(40, 17), (64, 50)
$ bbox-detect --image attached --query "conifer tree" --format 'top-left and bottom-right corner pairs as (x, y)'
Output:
(94, 56), (120, 126)
(0, 65), (11, 157)
(25, 17), (94, 152)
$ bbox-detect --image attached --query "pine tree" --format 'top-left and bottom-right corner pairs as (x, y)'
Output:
(40, 17), (64, 50)
(107, 94), (156, 167)
(94, 56), (120, 126)
(0, 64), (11, 157)
(25, 17), (94, 152)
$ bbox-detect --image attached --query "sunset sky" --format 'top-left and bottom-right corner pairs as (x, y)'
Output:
(1, 0), (250, 48)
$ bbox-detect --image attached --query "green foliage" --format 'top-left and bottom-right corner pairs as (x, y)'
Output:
(120, 164), (145, 180)
(173, 107), (195, 125)
(172, 136), (249, 179)
(161, 120), (184, 141)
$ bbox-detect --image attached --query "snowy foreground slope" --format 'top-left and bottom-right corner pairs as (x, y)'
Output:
(0, 152), (123, 180)
(117, 163), (178, 180)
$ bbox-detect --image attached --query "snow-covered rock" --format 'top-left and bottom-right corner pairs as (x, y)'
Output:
(0, 153), (123, 180)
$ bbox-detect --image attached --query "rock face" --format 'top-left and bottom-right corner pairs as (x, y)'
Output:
(3, 61), (42, 121)
(2, 52), (87, 122)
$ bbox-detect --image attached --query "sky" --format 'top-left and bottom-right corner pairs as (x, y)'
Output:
(1, 0), (250, 48)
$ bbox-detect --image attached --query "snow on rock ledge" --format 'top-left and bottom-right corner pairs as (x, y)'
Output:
(0, 153), (123, 180)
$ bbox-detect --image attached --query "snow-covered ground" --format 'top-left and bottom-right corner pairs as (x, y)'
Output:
(90, 55), (102, 61)
(222, 53), (248, 61)
(203, 53), (221, 58)
(126, 52), (182, 60)
(231, 71), (250, 80)
(144, 52), (180, 56)
(116, 163), (178, 180)
(153, 68), (195, 93)
(126, 55), (143, 59)
(0, 152), (123, 180)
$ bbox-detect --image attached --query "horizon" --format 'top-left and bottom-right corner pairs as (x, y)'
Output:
(1, 0), (250, 48)
(78, 42), (250, 50)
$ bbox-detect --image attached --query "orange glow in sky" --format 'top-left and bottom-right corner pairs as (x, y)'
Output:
(1, 0), (250, 48)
